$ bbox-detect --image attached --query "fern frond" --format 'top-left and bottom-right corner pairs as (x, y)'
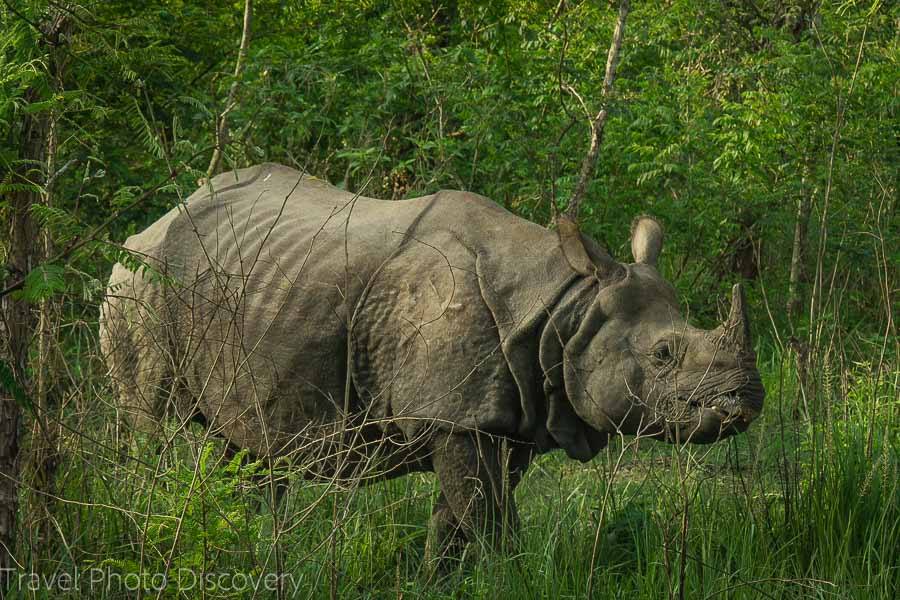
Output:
(29, 204), (83, 243)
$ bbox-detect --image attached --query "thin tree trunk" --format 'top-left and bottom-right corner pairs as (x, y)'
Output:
(25, 57), (65, 557)
(787, 187), (813, 420)
(206, 0), (254, 179)
(787, 193), (812, 321)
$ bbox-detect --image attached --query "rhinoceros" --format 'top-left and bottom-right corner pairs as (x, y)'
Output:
(100, 162), (764, 559)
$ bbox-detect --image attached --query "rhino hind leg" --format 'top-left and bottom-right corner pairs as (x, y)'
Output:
(425, 431), (531, 567)
(100, 271), (201, 442)
(100, 296), (173, 439)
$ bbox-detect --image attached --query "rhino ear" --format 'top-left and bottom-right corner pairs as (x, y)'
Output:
(558, 216), (621, 278)
(631, 215), (663, 266)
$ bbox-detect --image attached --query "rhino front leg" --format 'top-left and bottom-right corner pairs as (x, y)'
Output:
(423, 492), (466, 567)
(425, 431), (531, 568)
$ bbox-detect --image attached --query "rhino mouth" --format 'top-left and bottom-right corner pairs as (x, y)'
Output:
(687, 391), (752, 423)
(642, 371), (764, 444)
(676, 387), (760, 443)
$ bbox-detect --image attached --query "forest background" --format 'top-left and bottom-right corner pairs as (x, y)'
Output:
(0, 1), (897, 598)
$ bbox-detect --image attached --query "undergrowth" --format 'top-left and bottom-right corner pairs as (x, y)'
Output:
(9, 355), (898, 599)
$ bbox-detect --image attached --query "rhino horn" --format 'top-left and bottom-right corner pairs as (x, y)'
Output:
(724, 283), (752, 351)
(557, 215), (621, 279)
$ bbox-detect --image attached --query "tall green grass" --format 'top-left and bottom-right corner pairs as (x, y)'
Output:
(10, 354), (898, 599)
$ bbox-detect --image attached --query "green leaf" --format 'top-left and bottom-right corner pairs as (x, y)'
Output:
(14, 264), (67, 302)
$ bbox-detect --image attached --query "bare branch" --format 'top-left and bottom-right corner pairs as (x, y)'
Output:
(565, 0), (629, 222)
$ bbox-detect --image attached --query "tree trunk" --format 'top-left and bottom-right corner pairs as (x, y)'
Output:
(0, 376), (24, 583)
(787, 194), (813, 321)
(0, 90), (43, 583)
(0, 393), (22, 585)
(0, 11), (69, 583)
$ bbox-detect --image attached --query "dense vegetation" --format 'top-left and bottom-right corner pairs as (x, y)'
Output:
(1, 1), (896, 598)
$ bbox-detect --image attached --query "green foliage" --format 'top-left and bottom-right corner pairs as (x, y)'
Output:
(0, 1), (896, 598)
(2, 0), (895, 334)
(105, 443), (270, 596)
(14, 263), (65, 302)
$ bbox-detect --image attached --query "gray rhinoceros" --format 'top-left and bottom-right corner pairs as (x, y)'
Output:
(100, 163), (763, 558)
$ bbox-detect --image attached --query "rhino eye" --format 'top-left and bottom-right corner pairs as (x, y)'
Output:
(652, 342), (674, 364)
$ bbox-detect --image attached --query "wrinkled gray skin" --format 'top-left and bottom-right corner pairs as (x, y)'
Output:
(100, 163), (764, 563)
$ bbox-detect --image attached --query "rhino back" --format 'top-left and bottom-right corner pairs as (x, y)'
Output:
(109, 163), (573, 454)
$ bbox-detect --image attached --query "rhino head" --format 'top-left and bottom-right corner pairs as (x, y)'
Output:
(557, 216), (765, 446)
